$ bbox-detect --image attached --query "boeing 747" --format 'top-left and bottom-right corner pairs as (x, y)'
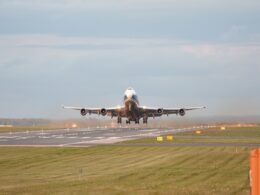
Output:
(63, 87), (205, 124)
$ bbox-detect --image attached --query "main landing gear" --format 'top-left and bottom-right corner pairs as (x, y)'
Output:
(126, 119), (139, 124)
(143, 117), (148, 124)
(126, 120), (139, 124)
(117, 117), (122, 124)
(119, 118), (142, 124)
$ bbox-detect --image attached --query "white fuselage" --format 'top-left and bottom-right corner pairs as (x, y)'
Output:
(123, 88), (140, 121)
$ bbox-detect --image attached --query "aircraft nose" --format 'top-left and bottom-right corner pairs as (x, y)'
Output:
(127, 93), (133, 99)
(124, 93), (132, 101)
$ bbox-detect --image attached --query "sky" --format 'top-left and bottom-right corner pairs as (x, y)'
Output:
(0, 0), (260, 118)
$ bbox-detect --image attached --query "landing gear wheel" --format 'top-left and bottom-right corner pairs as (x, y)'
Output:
(117, 117), (122, 124)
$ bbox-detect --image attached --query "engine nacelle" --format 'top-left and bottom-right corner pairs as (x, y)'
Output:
(80, 108), (87, 116)
(100, 108), (107, 116)
(179, 109), (185, 116)
(157, 108), (163, 115)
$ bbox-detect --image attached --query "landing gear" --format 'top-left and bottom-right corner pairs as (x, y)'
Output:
(143, 117), (148, 124)
(117, 117), (122, 124)
(126, 119), (140, 124)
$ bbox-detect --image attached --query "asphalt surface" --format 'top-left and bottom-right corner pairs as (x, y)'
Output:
(0, 127), (199, 147)
(1, 126), (259, 147)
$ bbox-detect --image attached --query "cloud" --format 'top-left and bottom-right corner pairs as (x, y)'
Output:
(1, 0), (260, 10)
(0, 1), (260, 118)
(1, 0), (259, 43)
(0, 34), (259, 94)
(1, 34), (260, 73)
(0, 34), (177, 48)
(0, 34), (260, 117)
(181, 43), (260, 60)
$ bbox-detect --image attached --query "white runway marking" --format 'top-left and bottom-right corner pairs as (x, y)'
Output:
(0, 136), (20, 139)
(96, 137), (105, 139)
(15, 136), (34, 140)
(38, 136), (49, 139)
(0, 126), (211, 147)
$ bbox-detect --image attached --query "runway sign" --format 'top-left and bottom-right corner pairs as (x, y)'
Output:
(157, 136), (163, 142)
(166, 135), (173, 141)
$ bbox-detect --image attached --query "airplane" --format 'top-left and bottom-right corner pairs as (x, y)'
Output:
(63, 87), (206, 124)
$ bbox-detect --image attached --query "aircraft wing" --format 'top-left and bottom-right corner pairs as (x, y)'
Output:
(62, 106), (125, 117)
(139, 106), (206, 117)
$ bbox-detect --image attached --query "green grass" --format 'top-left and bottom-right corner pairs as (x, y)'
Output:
(177, 126), (260, 137)
(0, 146), (251, 194)
(0, 126), (258, 194)
(122, 126), (260, 144)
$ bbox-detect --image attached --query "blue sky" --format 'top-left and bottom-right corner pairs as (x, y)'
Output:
(0, 0), (259, 118)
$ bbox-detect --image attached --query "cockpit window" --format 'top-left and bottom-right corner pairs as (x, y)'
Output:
(132, 95), (138, 102)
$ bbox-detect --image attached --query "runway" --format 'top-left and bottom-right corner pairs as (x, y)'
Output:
(0, 126), (200, 147)
(1, 126), (259, 148)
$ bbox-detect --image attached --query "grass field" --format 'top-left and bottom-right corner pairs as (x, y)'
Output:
(177, 126), (260, 137)
(0, 126), (258, 194)
(122, 126), (260, 144)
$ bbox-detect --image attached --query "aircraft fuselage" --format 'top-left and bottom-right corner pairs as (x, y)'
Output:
(123, 88), (141, 123)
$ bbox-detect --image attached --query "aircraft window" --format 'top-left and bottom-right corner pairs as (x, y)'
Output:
(132, 95), (138, 101)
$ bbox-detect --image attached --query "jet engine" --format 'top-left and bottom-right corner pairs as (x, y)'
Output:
(179, 109), (185, 116)
(157, 108), (163, 115)
(101, 108), (107, 116)
(80, 108), (87, 116)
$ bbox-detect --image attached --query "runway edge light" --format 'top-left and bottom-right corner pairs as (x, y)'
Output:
(167, 135), (173, 141)
(250, 148), (260, 195)
(196, 130), (202, 134)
